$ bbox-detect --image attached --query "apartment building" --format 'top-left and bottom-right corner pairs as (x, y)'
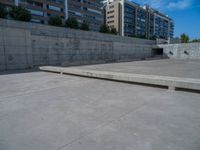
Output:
(68, 0), (104, 31)
(0, 0), (104, 31)
(145, 5), (174, 39)
(0, 0), (66, 24)
(106, 0), (174, 39)
(106, 0), (123, 35)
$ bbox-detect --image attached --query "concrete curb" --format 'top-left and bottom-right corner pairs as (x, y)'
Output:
(39, 66), (200, 91)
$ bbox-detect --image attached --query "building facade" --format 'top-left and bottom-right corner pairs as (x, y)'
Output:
(146, 5), (174, 39)
(67, 0), (104, 31)
(106, 0), (123, 35)
(0, 0), (104, 31)
(0, 0), (66, 24)
(106, 0), (174, 39)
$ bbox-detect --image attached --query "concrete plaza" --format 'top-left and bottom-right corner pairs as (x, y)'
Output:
(0, 59), (200, 150)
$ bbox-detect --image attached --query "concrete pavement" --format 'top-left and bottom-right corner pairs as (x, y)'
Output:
(0, 71), (200, 150)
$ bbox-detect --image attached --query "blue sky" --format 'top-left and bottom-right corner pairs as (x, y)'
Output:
(132, 0), (200, 39)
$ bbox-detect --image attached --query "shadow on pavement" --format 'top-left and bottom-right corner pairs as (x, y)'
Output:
(0, 68), (40, 75)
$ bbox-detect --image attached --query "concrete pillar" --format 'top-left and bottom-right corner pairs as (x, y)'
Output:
(120, 0), (124, 36)
(65, 0), (68, 19)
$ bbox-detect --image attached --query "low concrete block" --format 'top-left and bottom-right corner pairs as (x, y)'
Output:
(40, 66), (200, 91)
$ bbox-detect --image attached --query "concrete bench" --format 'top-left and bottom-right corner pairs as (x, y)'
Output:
(40, 66), (200, 91)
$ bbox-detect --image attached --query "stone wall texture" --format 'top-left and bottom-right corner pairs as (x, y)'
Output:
(159, 43), (200, 59)
(0, 19), (156, 71)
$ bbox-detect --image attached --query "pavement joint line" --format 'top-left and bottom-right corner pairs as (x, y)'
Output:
(40, 66), (200, 92)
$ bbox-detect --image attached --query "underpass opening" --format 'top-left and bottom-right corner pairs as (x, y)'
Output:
(152, 48), (163, 56)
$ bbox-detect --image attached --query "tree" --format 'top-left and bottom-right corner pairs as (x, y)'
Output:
(9, 6), (31, 21)
(180, 33), (189, 43)
(99, 24), (110, 33)
(65, 17), (79, 29)
(150, 35), (157, 40)
(110, 27), (117, 35)
(48, 15), (62, 27)
(80, 21), (89, 31)
(138, 35), (147, 39)
(0, 5), (8, 18)
(191, 39), (200, 43)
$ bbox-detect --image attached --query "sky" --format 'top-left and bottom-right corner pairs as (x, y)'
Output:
(132, 0), (200, 39)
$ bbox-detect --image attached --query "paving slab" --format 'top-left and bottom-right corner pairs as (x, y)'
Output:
(0, 71), (200, 150)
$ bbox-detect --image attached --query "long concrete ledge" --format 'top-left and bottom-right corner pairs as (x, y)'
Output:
(39, 66), (200, 91)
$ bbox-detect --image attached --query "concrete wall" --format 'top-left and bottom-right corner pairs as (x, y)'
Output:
(159, 43), (200, 59)
(0, 19), (156, 71)
(0, 26), (33, 70)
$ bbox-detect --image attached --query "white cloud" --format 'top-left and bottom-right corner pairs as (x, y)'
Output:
(145, 0), (165, 9)
(132, 0), (193, 11)
(167, 0), (191, 9)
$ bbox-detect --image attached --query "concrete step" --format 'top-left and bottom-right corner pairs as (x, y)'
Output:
(39, 66), (200, 91)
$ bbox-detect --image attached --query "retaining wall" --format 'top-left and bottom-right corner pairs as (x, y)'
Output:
(0, 19), (156, 71)
(159, 43), (200, 59)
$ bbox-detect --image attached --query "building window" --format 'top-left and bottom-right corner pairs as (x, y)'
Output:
(88, 8), (101, 15)
(107, 15), (114, 19)
(107, 20), (114, 23)
(107, 10), (114, 14)
(46, 0), (64, 4)
(109, 5), (114, 9)
(27, 9), (44, 16)
(83, 7), (87, 10)
(48, 5), (62, 12)
(20, 0), (43, 8)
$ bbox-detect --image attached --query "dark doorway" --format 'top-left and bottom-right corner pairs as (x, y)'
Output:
(152, 48), (163, 56)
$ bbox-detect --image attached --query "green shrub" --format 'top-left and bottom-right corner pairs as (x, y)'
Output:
(80, 21), (89, 31)
(9, 6), (31, 21)
(191, 39), (200, 43)
(99, 25), (118, 35)
(110, 27), (117, 35)
(65, 17), (79, 29)
(48, 15), (62, 27)
(0, 5), (8, 18)
(99, 24), (110, 33)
